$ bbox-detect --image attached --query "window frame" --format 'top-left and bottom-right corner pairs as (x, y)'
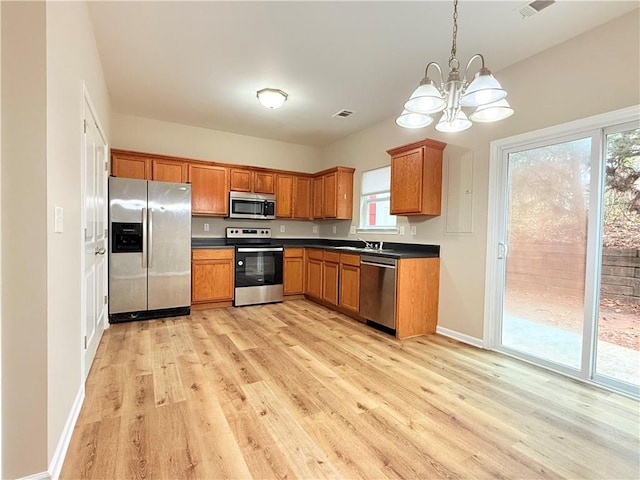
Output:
(358, 165), (397, 233)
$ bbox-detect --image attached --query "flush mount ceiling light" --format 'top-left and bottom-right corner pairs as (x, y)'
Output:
(256, 88), (288, 109)
(396, 0), (514, 132)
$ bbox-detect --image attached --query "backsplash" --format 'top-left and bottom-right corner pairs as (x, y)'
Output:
(191, 217), (320, 238)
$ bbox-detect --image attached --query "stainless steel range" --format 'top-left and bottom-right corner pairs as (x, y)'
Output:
(226, 227), (284, 306)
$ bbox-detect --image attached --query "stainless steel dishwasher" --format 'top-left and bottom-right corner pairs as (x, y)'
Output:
(359, 254), (397, 329)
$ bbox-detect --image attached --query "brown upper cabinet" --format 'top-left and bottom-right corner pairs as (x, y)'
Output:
(276, 174), (293, 218)
(152, 158), (188, 183)
(230, 168), (276, 194)
(111, 149), (354, 220)
(293, 176), (312, 219)
(188, 163), (229, 216)
(111, 151), (151, 180)
(388, 138), (446, 216)
(313, 167), (354, 220)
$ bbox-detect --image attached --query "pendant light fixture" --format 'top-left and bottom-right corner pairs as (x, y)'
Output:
(256, 88), (288, 109)
(396, 0), (514, 132)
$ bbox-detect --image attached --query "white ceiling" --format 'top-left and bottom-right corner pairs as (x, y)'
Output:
(87, 1), (638, 147)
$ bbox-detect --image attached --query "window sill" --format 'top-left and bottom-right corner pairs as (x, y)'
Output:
(356, 227), (399, 235)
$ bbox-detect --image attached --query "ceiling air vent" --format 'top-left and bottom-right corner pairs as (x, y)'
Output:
(517, 0), (555, 18)
(332, 109), (355, 118)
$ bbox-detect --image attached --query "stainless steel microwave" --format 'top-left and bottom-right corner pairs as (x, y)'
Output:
(228, 191), (277, 220)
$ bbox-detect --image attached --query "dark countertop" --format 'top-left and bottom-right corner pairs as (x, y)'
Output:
(191, 237), (439, 259)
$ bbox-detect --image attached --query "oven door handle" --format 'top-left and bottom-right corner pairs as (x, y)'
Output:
(237, 247), (284, 253)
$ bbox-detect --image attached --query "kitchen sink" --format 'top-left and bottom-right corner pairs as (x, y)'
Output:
(334, 246), (361, 250)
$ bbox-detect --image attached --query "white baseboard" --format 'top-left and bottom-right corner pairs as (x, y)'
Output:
(436, 326), (484, 348)
(48, 384), (85, 480)
(19, 472), (50, 480)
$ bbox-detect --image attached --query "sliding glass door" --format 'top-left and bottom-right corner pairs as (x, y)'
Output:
(487, 110), (639, 397)
(594, 125), (640, 389)
(501, 137), (592, 370)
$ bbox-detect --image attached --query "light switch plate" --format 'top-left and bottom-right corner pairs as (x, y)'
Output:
(332, 226), (337, 234)
(280, 225), (285, 233)
(399, 226), (405, 235)
(410, 226), (417, 236)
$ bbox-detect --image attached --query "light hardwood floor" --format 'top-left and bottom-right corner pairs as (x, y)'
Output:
(61, 300), (640, 479)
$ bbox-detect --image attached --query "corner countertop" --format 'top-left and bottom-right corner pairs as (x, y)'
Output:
(191, 237), (439, 259)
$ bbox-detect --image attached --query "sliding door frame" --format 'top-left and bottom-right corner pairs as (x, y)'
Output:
(484, 105), (639, 395)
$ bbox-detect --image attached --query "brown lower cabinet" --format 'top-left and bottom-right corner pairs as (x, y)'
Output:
(283, 248), (305, 295)
(191, 249), (234, 304)
(304, 249), (323, 299)
(302, 247), (439, 339)
(322, 251), (340, 305)
(338, 254), (360, 313)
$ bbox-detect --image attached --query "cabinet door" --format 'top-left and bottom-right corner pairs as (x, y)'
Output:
(313, 176), (324, 219)
(152, 159), (187, 183)
(191, 249), (234, 303)
(112, 153), (151, 180)
(390, 147), (424, 214)
(276, 174), (293, 218)
(188, 164), (229, 215)
(254, 171), (276, 194)
(293, 176), (312, 219)
(339, 263), (360, 313)
(230, 168), (253, 192)
(322, 260), (339, 305)
(305, 250), (323, 299)
(284, 255), (305, 295)
(323, 172), (337, 218)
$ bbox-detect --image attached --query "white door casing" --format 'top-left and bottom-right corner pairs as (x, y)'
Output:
(82, 87), (108, 380)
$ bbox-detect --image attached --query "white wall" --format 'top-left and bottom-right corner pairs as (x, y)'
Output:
(112, 113), (323, 173)
(46, 0), (110, 467)
(1, 2), (49, 477)
(320, 9), (640, 340)
(0, 1), (110, 477)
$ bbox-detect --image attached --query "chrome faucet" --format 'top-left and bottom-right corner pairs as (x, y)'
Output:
(358, 237), (375, 250)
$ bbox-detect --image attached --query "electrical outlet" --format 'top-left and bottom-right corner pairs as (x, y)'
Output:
(399, 226), (405, 235)
(280, 225), (285, 233)
(332, 225), (337, 234)
(312, 225), (318, 233)
(349, 226), (356, 235)
(203, 223), (209, 232)
(410, 226), (417, 236)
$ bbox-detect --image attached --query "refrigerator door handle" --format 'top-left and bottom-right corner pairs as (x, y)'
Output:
(141, 207), (147, 268)
(148, 208), (153, 268)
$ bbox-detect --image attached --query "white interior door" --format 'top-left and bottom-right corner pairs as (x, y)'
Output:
(82, 92), (108, 380)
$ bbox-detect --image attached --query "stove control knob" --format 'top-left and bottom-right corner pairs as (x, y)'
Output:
(237, 260), (243, 266)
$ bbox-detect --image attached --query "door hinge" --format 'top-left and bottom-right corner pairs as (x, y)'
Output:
(84, 335), (87, 349)
(105, 161), (109, 172)
(104, 295), (108, 305)
(83, 119), (87, 134)
(104, 228), (108, 237)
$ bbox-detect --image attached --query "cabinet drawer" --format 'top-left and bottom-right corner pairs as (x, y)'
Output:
(340, 253), (360, 267)
(323, 251), (340, 263)
(307, 249), (324, 261)
(285, 248), (304, 258)
(192, 248), (234, 261)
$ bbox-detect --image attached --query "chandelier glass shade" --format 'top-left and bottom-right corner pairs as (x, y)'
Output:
(397, 0), (513, 132)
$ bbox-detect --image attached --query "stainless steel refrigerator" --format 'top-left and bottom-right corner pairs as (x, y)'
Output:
(108, 177), (191, 323)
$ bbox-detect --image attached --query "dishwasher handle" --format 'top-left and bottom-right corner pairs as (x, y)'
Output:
(361, 260), (396, 269)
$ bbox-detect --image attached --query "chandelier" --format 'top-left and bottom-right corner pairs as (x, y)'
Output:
(396, 0), (514, 132)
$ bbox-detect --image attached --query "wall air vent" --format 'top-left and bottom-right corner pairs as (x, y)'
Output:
(332, 109), (355, 118)
(517, 0), (555, 18)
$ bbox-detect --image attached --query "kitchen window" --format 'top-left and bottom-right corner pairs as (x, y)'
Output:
(359, 166), (396, 231)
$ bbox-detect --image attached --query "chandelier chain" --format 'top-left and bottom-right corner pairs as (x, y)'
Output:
(449, 0), (459, 69)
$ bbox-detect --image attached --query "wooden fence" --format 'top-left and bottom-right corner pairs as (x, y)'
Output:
(505, 243), (640, 305)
